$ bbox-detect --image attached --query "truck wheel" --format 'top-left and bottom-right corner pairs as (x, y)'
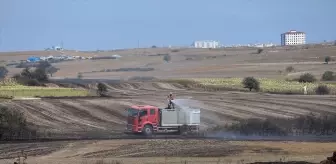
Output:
(142, 125), (153, 136)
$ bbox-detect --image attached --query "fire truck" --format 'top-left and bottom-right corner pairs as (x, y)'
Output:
(124, 100), (200, 136)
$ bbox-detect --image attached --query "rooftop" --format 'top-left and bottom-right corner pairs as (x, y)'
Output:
(283, 30), (305, 34)
(131, 105), (158, 109)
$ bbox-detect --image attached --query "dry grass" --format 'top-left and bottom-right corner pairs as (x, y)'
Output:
(0, 78), (89, 98)
(163, 78), (336, 95)
(2, 46), (336, 79)
(195, 78), (336, 94)
(0, 86), (89, 98)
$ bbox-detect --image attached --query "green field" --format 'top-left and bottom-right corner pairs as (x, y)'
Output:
(166, 78), (336, 95)
(0, 86), (89, 98)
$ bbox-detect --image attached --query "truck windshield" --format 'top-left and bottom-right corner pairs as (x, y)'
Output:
(127, 108), (139, 117)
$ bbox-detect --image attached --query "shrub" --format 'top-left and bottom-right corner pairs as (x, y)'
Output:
(26, 79), (42, 86)
(257, 48), (263, 54)
(0, 105), (29, 140)
(163, 54), (171, 62)
(13, 67), (49, 85)
(77, 72), (83, 79)
(315, 85), (330, 95)
(0, 78), (19, 86)
(0, 66), (8, 79)
(227, 118), (286, 136)
(321, 71), (335, 81)
(242, 77), (260, 91)
(217, 112), (336, 136)
(97, 83), (108, 96)
(325, 56), (331, 64)
(298, 73), (316, 83)
(285, 66), (295, 72)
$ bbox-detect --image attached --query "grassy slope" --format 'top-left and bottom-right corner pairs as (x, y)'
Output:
(0, 86), (89, 97)
(0, 77), (89, 98)
(163, 78), (336, 95)
(193, 78), (336, 94)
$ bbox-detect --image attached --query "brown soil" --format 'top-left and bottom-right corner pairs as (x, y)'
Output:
(2, 140), (336, 164)
(1, 81), (335, 137)
(2, 46), (336, 79)
(1, 46), (336, 163)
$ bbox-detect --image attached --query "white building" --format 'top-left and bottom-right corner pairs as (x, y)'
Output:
(281, 30), (306, 46)
(193, 40), (220, 48)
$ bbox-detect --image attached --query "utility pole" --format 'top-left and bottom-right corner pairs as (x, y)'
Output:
(137, 40), (140, 55)
(0, 28), (2, 50)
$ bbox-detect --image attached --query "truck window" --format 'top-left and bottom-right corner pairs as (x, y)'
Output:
(127, 108), (138, 116)
(150, 109), (155, 115)
(139, 110), (148, 117)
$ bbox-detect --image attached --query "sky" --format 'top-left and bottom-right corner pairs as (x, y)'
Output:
(0, 0), (335, 52)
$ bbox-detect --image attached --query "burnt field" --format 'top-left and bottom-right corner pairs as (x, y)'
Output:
(1, 81), (336, 138)
(0, 80), (335, 163)
(1, 139), (336, 164)
(1, 45), (336, 163)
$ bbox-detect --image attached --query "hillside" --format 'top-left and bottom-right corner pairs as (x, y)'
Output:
(1, 46), (335, 79)
(1, 45), (336, 164)
(2, 81), (335, 139)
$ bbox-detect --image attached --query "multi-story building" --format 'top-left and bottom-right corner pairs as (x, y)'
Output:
(193, 40), (220, 48)
(281, 30), (306, 46)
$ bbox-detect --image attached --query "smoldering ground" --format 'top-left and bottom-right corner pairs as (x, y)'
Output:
(171, 99), (336, 142)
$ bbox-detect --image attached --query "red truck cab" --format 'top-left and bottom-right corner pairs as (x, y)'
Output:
(125, 105), (160, 135)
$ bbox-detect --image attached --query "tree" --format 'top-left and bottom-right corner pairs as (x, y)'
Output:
(298, 73), (316, 83)
(242, 77), (260, 91)
(97, 83), (108, 96)
(37, 61), (59, 77)
(325, 56), (331, 64)
(20, 68), (32, 79)
(32, 68), (48, 82)
(163, 54), (171, 62)
(321, 71), (335, 81)
(38, 61), (51, 69)
(0, 66), (8, 79)
(46, 66), (59, 77)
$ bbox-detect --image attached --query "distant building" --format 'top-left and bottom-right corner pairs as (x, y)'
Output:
(193, 40), (220, 48)
(281, 30), (306, 46)
(52, 46), (63, 51)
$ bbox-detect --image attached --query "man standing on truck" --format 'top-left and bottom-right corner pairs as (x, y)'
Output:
(167, 92), (175, 109)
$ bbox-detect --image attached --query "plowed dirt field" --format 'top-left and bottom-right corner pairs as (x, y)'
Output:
(3, 81), (336, 136)
(1, 81), (336, 163)
(1, 139), (336, 164)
